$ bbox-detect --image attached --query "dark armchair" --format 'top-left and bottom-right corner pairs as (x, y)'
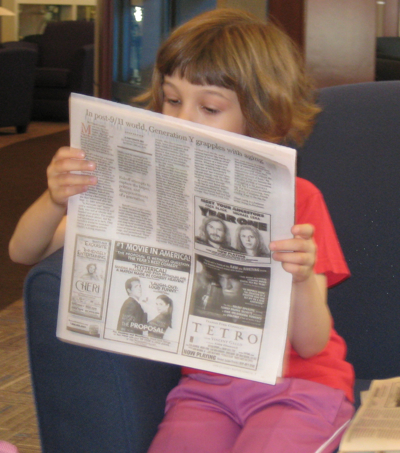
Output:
(376, 37), (400, 81)
(14, 20), (95, 121)
(0, 46), (37, 133)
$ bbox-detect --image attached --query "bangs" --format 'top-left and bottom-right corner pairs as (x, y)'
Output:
(157, 30), (239, 90)
(143, 9), (320, 145)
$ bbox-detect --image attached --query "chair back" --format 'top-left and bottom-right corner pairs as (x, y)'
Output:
(39, 20), (94, 69)
(298, 81), (400, 380)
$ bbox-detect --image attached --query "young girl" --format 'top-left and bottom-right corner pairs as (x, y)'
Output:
(9, 9), (355, 453)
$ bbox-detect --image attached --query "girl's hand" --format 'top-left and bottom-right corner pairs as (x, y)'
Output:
(47, 147), (97, 206)
(269, 224), (316, 283)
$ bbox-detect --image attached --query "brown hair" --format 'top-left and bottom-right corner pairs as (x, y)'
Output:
(136, 8), (320, 145)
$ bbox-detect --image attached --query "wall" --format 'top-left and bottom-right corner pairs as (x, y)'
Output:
(1, 0), (16, 41)
(1, 0), (95, 42)
(380, 0), (400, 36)
(269, 0), (377, 88)
(304, 0), (376, 87)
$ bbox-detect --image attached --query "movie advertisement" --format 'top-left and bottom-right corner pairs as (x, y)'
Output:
(68, 235), (111, 321)
(182, 255), (271, 370)
(194, 197), (271, 264)
(103, 241), (191, 353)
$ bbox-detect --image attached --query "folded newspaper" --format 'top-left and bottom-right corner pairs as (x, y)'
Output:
(339, 377), (400, 453)
(57, 93), (296, 384)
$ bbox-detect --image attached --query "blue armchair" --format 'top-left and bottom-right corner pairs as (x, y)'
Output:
(24, 81), (400, 452)
(298, 80), (400, 408)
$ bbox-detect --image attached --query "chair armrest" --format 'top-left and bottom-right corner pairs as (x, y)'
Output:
(2, 41), (38, 52)
(24, 248), (181, 453)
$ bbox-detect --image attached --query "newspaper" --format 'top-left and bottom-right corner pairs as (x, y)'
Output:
(56, 93), (296, 384)
(339, 377), (400, 453)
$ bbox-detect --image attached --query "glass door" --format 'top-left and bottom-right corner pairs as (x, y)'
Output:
(112, 0), (170, 104)
(111, 0), (216, 105)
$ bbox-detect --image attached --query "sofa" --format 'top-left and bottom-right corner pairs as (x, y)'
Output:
(0, 46), (37, 133)
(24, 81), (400, 452)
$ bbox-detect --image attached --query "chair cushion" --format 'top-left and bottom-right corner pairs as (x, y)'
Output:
(35, 67), (70, 88)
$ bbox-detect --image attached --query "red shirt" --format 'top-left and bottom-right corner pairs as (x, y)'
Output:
(183, 177), (355, 403)
(284, 178), (354, 403)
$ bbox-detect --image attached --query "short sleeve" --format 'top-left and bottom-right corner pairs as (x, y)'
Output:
(295, 178), (350, 288)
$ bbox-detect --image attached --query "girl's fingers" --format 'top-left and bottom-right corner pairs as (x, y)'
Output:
(271, 251), (314, 266)
(48, 158), (96, 177)
(48, 174), (97, 205)
(50, 173), (97, 188)
(281, 263), (312, 281)
(50, 183), (92, 204)
(270, 225), (316, 253)
(269, 225), (317, 282)
(270, 238), (316, 254)
(52, 146), (85, 161)
(291, 223), (314, 239)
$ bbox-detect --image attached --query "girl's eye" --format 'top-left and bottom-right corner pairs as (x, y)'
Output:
(201, 106), (219, 114)
(164, 96), (180, 106)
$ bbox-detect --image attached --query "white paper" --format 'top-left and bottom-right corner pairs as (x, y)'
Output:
(56, 93), (296, 384)
(339, 377), (400, 453)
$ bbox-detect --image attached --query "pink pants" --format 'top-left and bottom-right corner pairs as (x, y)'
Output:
(0, 442), (19, 453)
(148, 374), (354, 453)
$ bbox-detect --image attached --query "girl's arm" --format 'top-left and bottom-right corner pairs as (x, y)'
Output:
(270, 224), (331, 358)
(9, 147), (97, 265)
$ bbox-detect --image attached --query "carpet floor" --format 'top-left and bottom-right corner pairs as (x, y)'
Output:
(0, 129), (70, 311)
(0, 298), (41, 452)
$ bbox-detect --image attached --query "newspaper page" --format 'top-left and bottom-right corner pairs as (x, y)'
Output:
(339, 377), (400, 453)
(57, 93), (296, 384)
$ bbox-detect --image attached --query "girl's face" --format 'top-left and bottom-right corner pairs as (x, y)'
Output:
(162, 73), (246, 135)
(156, 298), (169, 314)
(240, 229), (257, 250)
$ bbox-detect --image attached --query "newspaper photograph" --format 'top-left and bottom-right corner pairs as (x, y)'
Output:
(57, 93), (296, 384)
(103, 241), (191, 354)
(194, 196), (271, 263)
(183, 255), (270, 371)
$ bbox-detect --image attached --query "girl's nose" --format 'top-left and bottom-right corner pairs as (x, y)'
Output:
(177, 105), (197, 123)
